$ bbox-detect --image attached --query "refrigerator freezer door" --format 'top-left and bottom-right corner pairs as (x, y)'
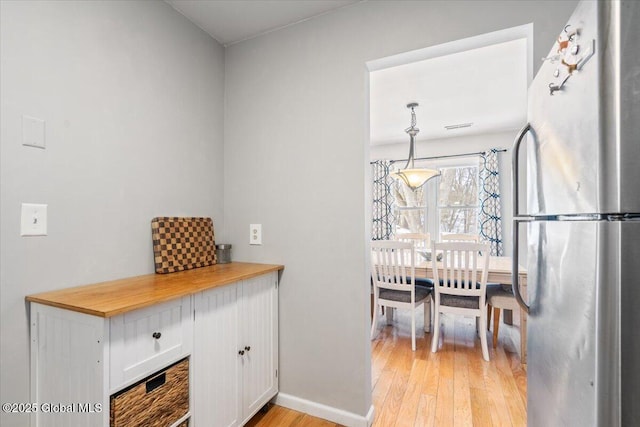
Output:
(527, 1), (600, 216)
(528, 1), (640, 216)
(527, 220), (597, 426)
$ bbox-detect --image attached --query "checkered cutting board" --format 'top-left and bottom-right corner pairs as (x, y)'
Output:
(151, 217), (216, 274)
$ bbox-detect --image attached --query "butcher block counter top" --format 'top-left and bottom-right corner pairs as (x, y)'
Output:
(26, 262), (284, 318)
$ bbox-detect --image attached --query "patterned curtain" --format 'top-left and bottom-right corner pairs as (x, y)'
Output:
(371, 160), (395, 240)
(478, 149), (503, 256)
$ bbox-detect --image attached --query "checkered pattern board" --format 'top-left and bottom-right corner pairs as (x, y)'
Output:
(151, 217), (216, 274)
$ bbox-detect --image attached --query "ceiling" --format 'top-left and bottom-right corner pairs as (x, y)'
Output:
(165, 0), (360, 46)
(165, 1), (527, 146)
(370, 38), (528, 145)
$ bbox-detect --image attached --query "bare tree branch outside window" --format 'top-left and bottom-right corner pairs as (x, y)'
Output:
(438, 167), (479, 234)
(393, 182), (426, 235)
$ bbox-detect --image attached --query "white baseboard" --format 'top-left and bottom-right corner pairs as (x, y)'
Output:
(274, 393), (374, 427)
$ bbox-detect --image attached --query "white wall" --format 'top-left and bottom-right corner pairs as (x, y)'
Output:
(0, 2), (225, 426)
(372, 130), (518, 256)
(224, 0), (577, 421)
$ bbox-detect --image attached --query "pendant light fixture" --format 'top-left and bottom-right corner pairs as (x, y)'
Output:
(390, 102), (440, 190)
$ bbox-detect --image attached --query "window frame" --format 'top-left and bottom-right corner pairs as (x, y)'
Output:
(393, 156), (480, 240)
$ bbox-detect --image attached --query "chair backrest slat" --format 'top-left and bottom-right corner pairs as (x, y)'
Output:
(432, 241), (490, 296)
(371, 240), (415, 293)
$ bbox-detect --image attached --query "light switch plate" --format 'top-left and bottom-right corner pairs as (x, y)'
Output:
(21, 203), (48, 236)
(250, 224), (262, 245)
(22, 115), (46, 149)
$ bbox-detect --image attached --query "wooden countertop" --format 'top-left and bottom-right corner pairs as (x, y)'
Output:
(26, 262), (284, 318)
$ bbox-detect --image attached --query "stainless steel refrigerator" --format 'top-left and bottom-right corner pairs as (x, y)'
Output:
(511, 1), (640, 425)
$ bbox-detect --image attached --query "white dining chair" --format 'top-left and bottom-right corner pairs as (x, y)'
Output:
(486, 284), (519, 348)
(394, 232), (434, 324)
(370, 240), (432, 351)
(395, 232), (431, 252)
(430, 241), (491, 361)
(441, 233), (480, 242)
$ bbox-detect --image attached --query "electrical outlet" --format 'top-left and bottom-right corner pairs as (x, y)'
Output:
(21, 203), (48, 236)
(250, 224), (262, 245)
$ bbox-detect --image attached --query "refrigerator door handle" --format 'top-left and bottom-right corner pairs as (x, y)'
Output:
(512, 123), (531, 219)
(512, 123), (532, 313)
(512, 219), (529, 313)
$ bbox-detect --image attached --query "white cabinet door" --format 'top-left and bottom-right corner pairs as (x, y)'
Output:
(194, 284), (242, 427)
(193, 272), (278, 427)
(109, 296), (192, 392)
(240, 272), (278, 423)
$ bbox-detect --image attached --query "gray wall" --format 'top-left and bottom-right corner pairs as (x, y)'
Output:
(0, 2), (225, 426)
(224, 0), (577, 418)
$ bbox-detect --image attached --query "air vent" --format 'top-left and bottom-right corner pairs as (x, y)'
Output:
(444, 122), (473, 130)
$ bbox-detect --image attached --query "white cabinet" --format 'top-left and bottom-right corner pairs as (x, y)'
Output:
(194, 272), (278, 427)
(28, 264), (281, 427)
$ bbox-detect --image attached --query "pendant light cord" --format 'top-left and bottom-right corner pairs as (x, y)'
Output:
(403, 104), (419, 169)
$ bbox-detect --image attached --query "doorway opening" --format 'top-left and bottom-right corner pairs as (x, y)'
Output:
(365, 24), (532, 425)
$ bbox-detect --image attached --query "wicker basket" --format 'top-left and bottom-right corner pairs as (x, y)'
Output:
(110, 358), (189, 427)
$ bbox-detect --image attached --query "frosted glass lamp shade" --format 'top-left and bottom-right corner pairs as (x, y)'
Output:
(391, 168), (440, 190)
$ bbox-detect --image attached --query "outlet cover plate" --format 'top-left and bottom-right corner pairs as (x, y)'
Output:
(250, 224), (262, 245)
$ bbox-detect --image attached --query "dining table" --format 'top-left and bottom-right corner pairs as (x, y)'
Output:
(413, 254), (528, 364)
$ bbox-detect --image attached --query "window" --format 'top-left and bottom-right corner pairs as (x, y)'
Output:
(393, 184), (428, 235)
(437, 166), (479, 234)
(392, 161), (480, 239)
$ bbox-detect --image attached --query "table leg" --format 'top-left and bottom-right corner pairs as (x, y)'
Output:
(503, 309), (513, 325)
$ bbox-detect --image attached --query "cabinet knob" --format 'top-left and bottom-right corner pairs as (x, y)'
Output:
(152, 332), (162, 339)
(244, 346), (251, 352)
(238, 350), (245, 356)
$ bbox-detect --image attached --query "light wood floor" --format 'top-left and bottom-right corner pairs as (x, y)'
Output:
(371, 309), (526, 426)
(245, 404), (342, 427)
(247, 308), (527, 427)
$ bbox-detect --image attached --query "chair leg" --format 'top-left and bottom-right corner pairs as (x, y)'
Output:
(370, 303), (379, 339)
(431, 309), (441, 353)
(493, 307), (501, 348)
(479, 313), (490, 361)
(386, 307), (394, 325)
(411, 306), (416, 351)
(487, 304), (492, 330)
(431, 298), (434, 326)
